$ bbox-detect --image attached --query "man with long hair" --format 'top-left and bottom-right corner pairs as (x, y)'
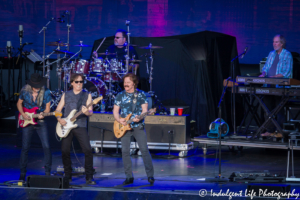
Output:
(17, 73), (52, 181)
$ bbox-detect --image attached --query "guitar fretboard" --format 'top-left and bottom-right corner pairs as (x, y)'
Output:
(70, 102), (93, 121)
(32, 112), (54, 118)
(126, 111), (151, 125)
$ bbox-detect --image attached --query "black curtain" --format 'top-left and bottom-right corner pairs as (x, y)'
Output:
(91, 31), (240, 135)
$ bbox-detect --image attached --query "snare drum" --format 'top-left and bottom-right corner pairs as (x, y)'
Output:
(103, 72), (122, 82)
(74, 59), (89, 74)
(90, 58), (106, 73)
(83, 77), (107, 99)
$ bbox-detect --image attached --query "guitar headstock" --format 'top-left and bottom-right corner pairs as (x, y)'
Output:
(148, 108), (156, 115)
(93, 96), (103, 105)
(54, 111), (62, 117)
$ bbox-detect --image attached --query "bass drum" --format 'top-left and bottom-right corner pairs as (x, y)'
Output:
(83, 78), (107, 100)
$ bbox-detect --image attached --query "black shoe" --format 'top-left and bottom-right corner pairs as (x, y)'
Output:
(123, 177), (134, 185)
(19, 173), (26, 182)
(86, 178), (96, 185)
(45, 172), (50, 176)
(148, 177), (155, 184)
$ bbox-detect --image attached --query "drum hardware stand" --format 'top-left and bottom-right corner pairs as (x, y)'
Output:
(62, 43), (83, 91)
(144, 44), (167, 112)
(124, 20), (131, 74)
(65, 10), (71, 52)
(39, 17), (55, 87)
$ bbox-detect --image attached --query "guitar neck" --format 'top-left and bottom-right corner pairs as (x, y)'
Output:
(32, 112), (54, 118)
(126, 111), (149, 124)
(70, 102), (93, 121)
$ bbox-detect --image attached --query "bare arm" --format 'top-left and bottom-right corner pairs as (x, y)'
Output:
(132, 103), (148, 122)
(82, 93), (93, 116)
(113, 105), (127, 126)
(17, 98), (30, 120)
(55, 93), (66, 125)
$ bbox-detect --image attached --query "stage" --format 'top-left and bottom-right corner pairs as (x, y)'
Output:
(1, 133), (300, 200)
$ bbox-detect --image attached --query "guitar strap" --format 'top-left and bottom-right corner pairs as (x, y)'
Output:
(77, 91), (86, 111)
(131, 90), (139, 113)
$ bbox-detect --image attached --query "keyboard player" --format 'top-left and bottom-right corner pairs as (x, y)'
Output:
(258, 35), (293, 138)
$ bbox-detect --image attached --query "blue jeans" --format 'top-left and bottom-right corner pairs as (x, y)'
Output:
(20, 121), (52, 174)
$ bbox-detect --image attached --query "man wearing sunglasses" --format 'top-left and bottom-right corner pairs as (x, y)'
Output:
(106, 29), (140, 76)
(55, 73), (96, 185)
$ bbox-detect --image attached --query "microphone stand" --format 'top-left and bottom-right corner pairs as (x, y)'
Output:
(39, 18), (54, 87)
(205, 79), (230, 183)
(230, 49), (246, 136)
(17, 25), (23, 92)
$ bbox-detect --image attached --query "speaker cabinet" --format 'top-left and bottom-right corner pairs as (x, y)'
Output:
(88, 113), (190, 143)
(26, 175), (69, 189)
(88, 112), (116, 141)
(144, 115), (190, 144)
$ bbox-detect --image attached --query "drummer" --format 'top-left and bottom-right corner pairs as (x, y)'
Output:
(106, 29), (140, 77)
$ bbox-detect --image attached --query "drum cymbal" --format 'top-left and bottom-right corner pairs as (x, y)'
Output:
(97, 52), (116, 55)
(54, 50), (75, 55)
(47, 41), (69, 46)
(115, 44), (138, 47)
(139, 46), (163, 49)
(73, 44), (92, 47)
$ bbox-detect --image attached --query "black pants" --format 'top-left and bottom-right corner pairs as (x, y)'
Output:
(61, 127), (94, 178)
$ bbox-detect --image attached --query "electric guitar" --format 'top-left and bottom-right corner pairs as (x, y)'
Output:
(56, 96), (103, 138)
(113, 108), (156, 138)
(18, 107), (62, 128)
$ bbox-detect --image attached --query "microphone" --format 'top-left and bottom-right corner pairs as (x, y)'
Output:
(18, 25), (23, 46)
(240, 46), (248, 59)
(6, 41), (12, 59)
(50, 17), (55, 21)
(125, 20), (130, 25)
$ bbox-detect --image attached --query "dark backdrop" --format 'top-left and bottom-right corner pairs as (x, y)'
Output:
(1, 0), (300, 64)
(93, 31), (240, 134)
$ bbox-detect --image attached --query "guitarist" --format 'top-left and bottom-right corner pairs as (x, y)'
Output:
(16, 73), (52, 181)
(113, 73), (155, 185)
(55, 73), (96, 185)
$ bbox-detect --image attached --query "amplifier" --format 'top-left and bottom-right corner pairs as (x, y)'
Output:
(144, 115), (190, 144)
(26, 175), (69, 189)
(88, 113), (192, 151)
(88, 112), (116, 141)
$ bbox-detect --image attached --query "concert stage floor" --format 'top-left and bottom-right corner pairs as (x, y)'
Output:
(1, 134), (300, 199)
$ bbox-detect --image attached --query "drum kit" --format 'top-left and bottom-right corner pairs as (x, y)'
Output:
(36, 14), (165, 111)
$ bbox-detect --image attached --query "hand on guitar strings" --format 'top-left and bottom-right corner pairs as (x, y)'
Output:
(22, 113), (31, 120)
(119, 118), (127, 126)
(38, 112), (44, 119)
(58, 119), (67, 126)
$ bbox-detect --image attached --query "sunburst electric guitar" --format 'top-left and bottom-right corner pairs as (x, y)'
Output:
(18, 107), (62, 128)
(113, 108), (156, 138)
(56, 96), (103, 138)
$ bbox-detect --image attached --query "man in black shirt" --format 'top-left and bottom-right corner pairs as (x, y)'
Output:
(106, 29), (140, 77)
